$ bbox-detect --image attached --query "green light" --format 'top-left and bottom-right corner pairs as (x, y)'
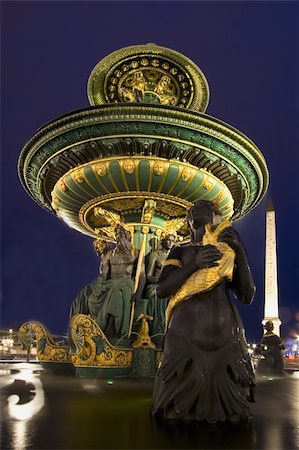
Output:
(107, 380), (114, 385)
(267, 377), (273, 381)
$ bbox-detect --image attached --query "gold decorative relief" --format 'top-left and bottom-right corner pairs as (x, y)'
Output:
(122, 159), (135, 174)
(57, 180), (68, 192)
(153, 160), (166, 176)
(141, 199), (157, 224)
(72, 168), (84, 183)
(132, 314), (156, 350)
(70, 314), (132, 368)
(93, 206), (121, 226)
(181, 167), (195, 182)
(94, 163), (107, 176)
(18, 321), (71, 363)
(203, 178), (214, 190)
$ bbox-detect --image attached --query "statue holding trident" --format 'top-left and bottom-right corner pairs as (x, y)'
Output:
(151, 200), (256, 423)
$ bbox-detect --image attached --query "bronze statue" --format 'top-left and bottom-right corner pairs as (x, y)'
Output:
(259, 320), (285, 373)
(88, 225), (145, 339)
(69, 240), (113, 319)
(145, 236), (174, 346)
(151, 200), (256, 423)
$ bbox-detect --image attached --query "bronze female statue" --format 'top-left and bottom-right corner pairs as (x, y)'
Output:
(151, 200), (256, 423)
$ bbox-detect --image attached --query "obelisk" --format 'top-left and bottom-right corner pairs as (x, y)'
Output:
(263, 199), (281, 336)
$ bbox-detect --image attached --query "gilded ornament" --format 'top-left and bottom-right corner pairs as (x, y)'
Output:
(58, 180), (67, 192)
(70, 315), (133, 368)
(151, 59), (160, 67)
(141, 199), (157, 224)
(164, 217), (187, 234)
(132, 314), (156, 349)
(218, 190), (226, 201)
(73, 168), (84, 183)
(19, 321), (71, 363)
(203, 178), (214, 190)
(94, 163), (107, 176)
(163, 259), (182, 268)
(153, 160), (166, 176)
(181, 167), (194, 182)
(93, 239), (111, 254)
(51, 191), (60, 202)
(123, 159), (135, 174)
(93, 206), (121, 226)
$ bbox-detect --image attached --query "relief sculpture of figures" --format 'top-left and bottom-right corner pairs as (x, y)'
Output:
(145, 236), (174, 347)
(151, 200), (256, 423)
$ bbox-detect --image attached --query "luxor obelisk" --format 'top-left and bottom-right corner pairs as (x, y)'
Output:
(263, 199), (281, 336)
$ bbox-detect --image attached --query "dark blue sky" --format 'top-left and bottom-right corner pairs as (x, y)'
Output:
(1, 1), (299, 341)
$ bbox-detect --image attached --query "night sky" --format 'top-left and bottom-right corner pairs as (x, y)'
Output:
(1, 1), (299, 342)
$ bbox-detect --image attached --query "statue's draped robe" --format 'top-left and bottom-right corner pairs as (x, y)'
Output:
(88, 278), (134, 337)
(151, 241), (255, 423)
(69, 276), (134, 338)
(145, 283), (168, 339)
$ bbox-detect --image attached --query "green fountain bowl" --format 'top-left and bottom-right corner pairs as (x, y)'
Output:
(18, 103), (268, 237)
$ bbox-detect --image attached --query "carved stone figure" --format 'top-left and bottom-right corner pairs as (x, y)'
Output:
(88, 225), (145, 339)
(151, 200), (256, 423)
(259, 320), (285, 373)
(145, 236), (174, 346)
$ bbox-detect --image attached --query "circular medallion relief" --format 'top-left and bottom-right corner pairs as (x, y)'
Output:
(88, 44), (209, 112)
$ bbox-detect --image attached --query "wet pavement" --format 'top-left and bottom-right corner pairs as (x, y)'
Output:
(0, 362), (298, 450)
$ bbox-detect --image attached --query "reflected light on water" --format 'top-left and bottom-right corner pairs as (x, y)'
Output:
(4, 366), (45, 450)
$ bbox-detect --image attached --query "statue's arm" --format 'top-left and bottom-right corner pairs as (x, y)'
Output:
(156, 248), (197, 298)
(157, 244), (223, 298)
(101, 252), (112, 282)
(146, 252), (157, 284)
(219, 227), (255, 304)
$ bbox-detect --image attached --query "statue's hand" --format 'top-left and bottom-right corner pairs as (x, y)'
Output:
(195, 244), (222, 268)
(218, 227), (242, 252)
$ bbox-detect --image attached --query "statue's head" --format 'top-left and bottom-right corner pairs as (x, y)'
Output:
(115, 224), (132, 246)
(161, 235), (174, 250)
(264, 320), (274, 332)
(187, 200), (216, 232)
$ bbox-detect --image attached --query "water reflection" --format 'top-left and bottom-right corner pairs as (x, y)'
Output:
(0, 363), (45, 450)
(0, 364), (298, 450)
